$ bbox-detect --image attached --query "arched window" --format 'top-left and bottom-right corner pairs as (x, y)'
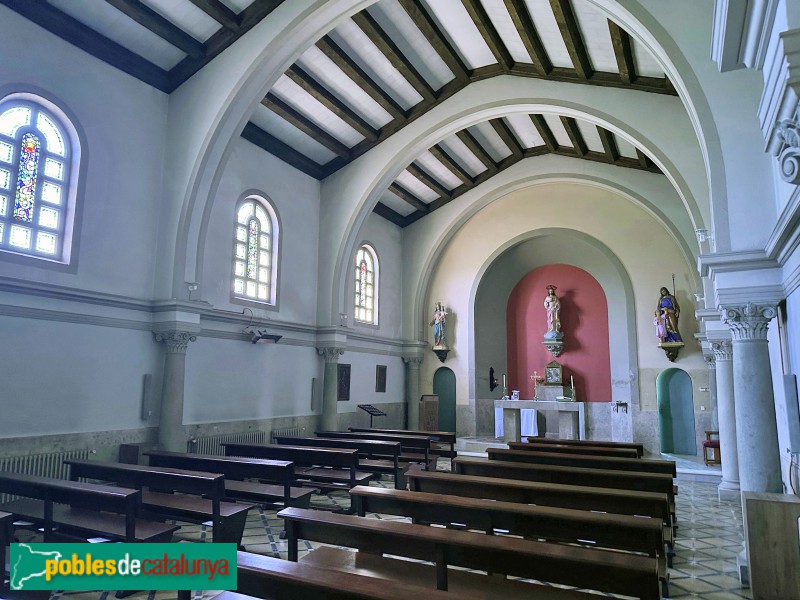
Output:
(354, 244), (378, 324)
(0, 99), (76, 262)
(233, 196), (278, 304)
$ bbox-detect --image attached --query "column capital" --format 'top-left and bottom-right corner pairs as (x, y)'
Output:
(711, 339), (733, 361)
(317, 347), (344, 362)
(720, 303), (778, 341)
(403, 356), (424, 367)
(703, 353), (716, 368)
(154, 331), (197, 354)
(776, 117), (800, 184)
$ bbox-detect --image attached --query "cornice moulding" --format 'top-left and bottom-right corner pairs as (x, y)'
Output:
(698, 249), (779, 278)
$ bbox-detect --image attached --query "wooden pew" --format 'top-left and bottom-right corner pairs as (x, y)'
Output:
(273, 437), (404, 489)
(0, 471), (178, 544)
(508, 441), (639, 458)
(65, 459), (252, 545)
(489, 447), (677, 477)
(348, 427), (456, 459)
(278, 506), (661, 600)
(349, 486), (668, 579)
(1, 510), (52, 600)
(222, 443), (374, 492)
(527, 436), (645, 457)
(315, 431), (435, 470)
(144, 451), (317, 508)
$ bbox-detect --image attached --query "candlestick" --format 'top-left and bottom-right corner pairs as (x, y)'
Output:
(570, 376), (575, 398)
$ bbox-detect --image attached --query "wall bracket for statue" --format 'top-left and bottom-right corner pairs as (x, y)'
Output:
(543, 284), (564, 356)
(658, 341), (684, 362)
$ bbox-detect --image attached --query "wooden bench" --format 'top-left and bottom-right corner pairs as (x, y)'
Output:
(490, 447), (677, 477)
(508, 441), (639, 458)
(144, 451), (317, 509)
(349, 485), (669, 591)
(222, 443), (374, 492)
(348, 427), (456, 459)
(278, 506), (661, 600)
(65, 460), (252, 545)
(274, 437), (404, 489)
(527, 436), (645, 457)
(316, 431), (435, 470)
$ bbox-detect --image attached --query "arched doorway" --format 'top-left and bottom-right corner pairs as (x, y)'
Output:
(433, 367), (456, 432)
(657, 368), (697, 455)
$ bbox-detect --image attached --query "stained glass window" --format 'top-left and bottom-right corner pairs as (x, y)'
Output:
(233, 197), (277, 304)
(354, 245), (378, 324)
(0, 100), (74, 262)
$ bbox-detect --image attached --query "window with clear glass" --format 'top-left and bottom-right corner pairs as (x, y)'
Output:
(354, 244), (378, 324)
(233, 197), (276, 304)
(0, 101), (71, 261)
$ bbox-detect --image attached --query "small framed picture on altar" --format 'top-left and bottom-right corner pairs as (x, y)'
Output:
(511, 390), (520, 400)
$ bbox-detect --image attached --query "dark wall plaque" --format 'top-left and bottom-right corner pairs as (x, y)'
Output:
(337, 363), (351, 402)
(375, 365), (387, 393)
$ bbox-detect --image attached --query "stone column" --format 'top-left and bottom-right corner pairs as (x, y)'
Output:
(703, 354), (718, 430)
(712, 340), (740, 501)
(403, 357), (423, 429)
(721, 303), (783, 493)
(154, 331), (196, 452)
(317, 347), (344, 432)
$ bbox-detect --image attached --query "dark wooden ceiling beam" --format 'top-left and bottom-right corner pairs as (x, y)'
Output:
(406, 163), (451, 199)
(372, 202), (407, 226)
(262, 93), (351, 159)
(188, 0), (239, 31)
(597, 126), (619, 164)
(456, 129), (497, 170)
(397, 0), (469, 82)
(636, 148), (650, 169)
(560, 116), (588, 157)
(504, 0), (552, 75)
(530, 114), (558, 152)
(285, 65), (378, 142)
(241, 122), (325, 179)
(463, 0), (513, 70)
(316, 36), (406, 121)
(389, 182), (431, 213)
(352, 11), (435, 101)
(105, 0), (206, 59)
(608, 20), (636, 84)
(549, 0), (593, 79)
(489, 118), (525, 158)
(430, 144), (474, 185)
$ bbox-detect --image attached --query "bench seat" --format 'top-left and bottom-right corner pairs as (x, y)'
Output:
(225, 480), (316, 508)
(297, 467), (374, 488)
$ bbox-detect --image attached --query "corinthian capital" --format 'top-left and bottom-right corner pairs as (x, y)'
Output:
(710, 340), (733, 361)
(154, 331), (197, 354)
(720, 303), (777, 341)
(776, 118), (800, 184)
(403, 356), (424, 367)
(317, 347), (344, 362)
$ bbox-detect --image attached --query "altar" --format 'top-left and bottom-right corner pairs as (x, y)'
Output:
(495, 399), (586, 443)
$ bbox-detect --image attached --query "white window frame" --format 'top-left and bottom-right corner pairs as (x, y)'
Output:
(231, 195), (279, 307)
(354, 243), (379, 325)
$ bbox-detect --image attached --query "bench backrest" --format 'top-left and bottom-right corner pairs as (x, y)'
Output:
(222, 443), (358, 470)
(489, 448), (677, 476)
(274, 436), (401, 459)
(278, 507), (660, 600)
(527, 436), (645, 457)
(405, 467), (670, 523)
(454, 456), (675, 497)
(508, 441), (638, 458)
(348, 428), (456, 444)
(315, 431), (431, 451)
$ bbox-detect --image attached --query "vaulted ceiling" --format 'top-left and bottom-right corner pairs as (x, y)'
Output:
(3, 0), (676, 226)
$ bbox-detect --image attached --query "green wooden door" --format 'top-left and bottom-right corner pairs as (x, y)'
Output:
(433, 367), (456, 432)
(657, 368), (697, 455)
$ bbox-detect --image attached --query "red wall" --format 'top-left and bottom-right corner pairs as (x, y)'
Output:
(506, 264), (611, 402)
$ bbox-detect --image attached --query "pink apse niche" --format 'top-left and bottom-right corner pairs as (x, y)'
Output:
(506, 264), (611, 402)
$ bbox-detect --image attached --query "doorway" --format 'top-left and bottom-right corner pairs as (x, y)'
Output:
(656, 368), (697, 454)
(433, 367), (456, 432)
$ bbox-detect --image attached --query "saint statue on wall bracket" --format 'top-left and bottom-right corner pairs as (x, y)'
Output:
(430, 301), (449, 362)
(655, 285), (684, 361)
(543, 284), (564, 357)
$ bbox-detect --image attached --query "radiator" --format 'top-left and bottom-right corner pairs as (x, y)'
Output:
(270, 427), (305, 442)
(187, 431), (266, 455)
(0, 449), (92, 503)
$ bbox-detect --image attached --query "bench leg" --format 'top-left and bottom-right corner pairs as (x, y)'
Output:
(212, 511), (249, 546)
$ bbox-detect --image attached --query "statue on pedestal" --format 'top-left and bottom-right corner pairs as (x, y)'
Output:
(430, 301), (449, 362)
(543, 285), (564, 357)
(656, 285), (684, 361)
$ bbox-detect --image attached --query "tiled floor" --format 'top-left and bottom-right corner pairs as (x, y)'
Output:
(10, 462), (750, 600)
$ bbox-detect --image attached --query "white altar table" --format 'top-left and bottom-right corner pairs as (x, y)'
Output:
(494, 399), (586, 443)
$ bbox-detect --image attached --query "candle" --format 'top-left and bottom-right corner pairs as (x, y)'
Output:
(571, 376), (575, 391)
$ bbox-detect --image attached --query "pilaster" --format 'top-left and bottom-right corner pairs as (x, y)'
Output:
(153, 329), (197, 452)
(317, 346), (345, 432)
(711, 338), (740, 500)
(403, 356), (424, 429)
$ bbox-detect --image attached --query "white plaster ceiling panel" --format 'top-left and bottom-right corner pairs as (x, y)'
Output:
(575, 119), (604, 153)
(271, 75), (364, 147)
(469, 122), (513, 161)
(249, 104), (338, 165)
(140, 0), (219, 43)
(570, 0), (618, 73)
(439, 135), (490, 177)
(396, 169), (440, 201)
(219, 0), (254, 13)
(415, 151), (463, 190)
(420, 0), (497, 69)
(296, 46), (394, 129)
(49, 0), (185, 70)
(330, 20), (424, 110)
(480, 0), (533, 63)
(523, 0), (573, 68)
(380, 189), (416, 216)
(368, 1), (455, 90)
(504, 113), (545, 148)
(542, 114), (572, 147)
(614, 133), (639, 159)
(631, 37), (664, 77)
